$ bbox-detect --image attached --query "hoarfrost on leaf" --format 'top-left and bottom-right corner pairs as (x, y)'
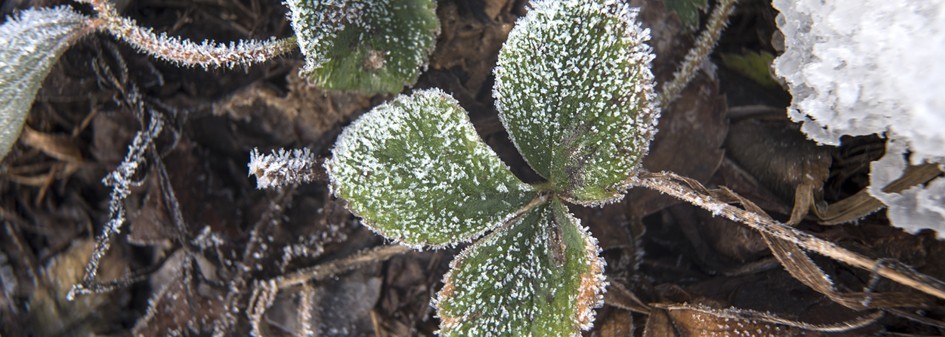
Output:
(326, 89), (535, 247)
(772, 0), (945, 237)
(494, 0), (659, 205)
(285, 0), (439, 93)
(0, 6), (89, 159)
(435, 200), (605, 337)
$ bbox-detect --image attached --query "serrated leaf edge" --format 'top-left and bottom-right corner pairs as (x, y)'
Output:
(433, 199), (607, 336)
(492, 0), (660, 206)
(325, 88), (534, 249)
(0, 6), (90, 159)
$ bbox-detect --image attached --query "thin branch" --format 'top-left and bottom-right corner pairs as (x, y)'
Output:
(659, 0), (737, 108)
(80, 0), (296, 68)
(68, 110), (163, 300)
(276, 245), (409, 288)
(628, 170), (945, 301)
(654, 303), (883, 332)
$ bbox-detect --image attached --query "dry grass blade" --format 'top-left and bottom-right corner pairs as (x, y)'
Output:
(653, 303), (884, 332)
(276, 245), (409, 289)
(761, 232), (931, 309)
(20, 127), (84, 164)
(602, 281), (651, 315)
(712, 183), (933, 309)
(812, 163), (943, 225)
(628, 170), (945, 301)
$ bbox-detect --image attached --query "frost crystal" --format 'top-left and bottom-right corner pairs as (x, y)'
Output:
(772, 0), (945, 237)
(869, 140), (945, 238)
(327, 89), (535, 247)
(285, 0), (439, 93)
(248, 148), (318, 189)
(494, 0), (659, 204)
(285, 0), (366, 72)
(0, 6), (88, 159)
(436, 201), (605, 337)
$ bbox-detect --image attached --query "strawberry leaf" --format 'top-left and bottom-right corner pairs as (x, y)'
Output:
(0, 6), (88, 159)
(494, 0), (659, 205)
(436, 200), (605, 336)
(286, 0), (439, 93)
(327, 89), (535, 247)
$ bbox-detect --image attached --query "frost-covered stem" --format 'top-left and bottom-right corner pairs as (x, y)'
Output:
(248, 148), (320, 189)
(68, 111), (164, 300)
(298, 285), (315, 337)
(659, 0), (737, 107)
(81, 0), (296, 68)
(276, 245), (410, 288)
(628, 170), (945, 301)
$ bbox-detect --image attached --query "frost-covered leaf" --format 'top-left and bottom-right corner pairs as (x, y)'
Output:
(436, 200), (605, 337)
(665, 0), (709, 30)
(286, 0), (439, 93)
(494, 0), (659, 205)
(326, 89), (535, 247)
(0, 6), (88, 159)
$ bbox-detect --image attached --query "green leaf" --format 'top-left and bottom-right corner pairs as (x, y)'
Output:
(719, 51), (779, 88)
(666, 0), (709, 31)
(436, 200), (605, 337)
(286, 0), (439, 93)
(494, 0), (660, 205)
(1, 6), (88, 160)
(327, 89), (536, 247)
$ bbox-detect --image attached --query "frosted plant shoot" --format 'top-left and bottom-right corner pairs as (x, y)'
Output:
(256, 0), (945, 334)
(326, 1), (656, 335)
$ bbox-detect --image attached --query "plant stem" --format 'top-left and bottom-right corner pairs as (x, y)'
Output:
(628, 170), (945, 301)
(81, 0), (297, 68)
(276, 245), (410, 288)
(659, 0), (737, 108)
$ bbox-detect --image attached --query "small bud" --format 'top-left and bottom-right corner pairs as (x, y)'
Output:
(248, 148), (318, 189)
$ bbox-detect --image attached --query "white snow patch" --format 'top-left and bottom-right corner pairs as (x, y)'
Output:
(772, 0), (945, 238)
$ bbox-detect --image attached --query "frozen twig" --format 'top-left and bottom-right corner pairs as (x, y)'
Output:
(78, 0), (296, 68)
(659, 0), (737, 108)
(276, 245), (409, 289)
(628, 170), (945, 301)
(68, 110), (163, 300)
(248, 148), (320, 189)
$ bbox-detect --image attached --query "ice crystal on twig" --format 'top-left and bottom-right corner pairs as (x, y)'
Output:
(82, 0), (296, 69)
(660, 0), (737, 107)
(69, 111), (163, 300)
(248, 148), (318, 189)
(0, 6), (90, 159)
